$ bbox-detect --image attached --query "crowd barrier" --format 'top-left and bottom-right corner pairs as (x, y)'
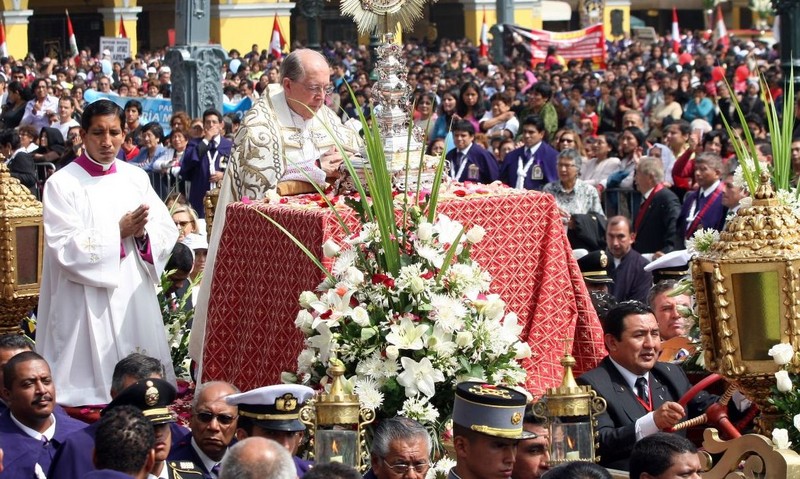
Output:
(602, 187), (641, 220)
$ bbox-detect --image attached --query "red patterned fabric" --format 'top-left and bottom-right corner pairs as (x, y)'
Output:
(202, 191), (605, 396)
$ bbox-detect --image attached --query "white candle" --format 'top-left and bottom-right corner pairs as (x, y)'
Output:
(565, 451), (580, 461)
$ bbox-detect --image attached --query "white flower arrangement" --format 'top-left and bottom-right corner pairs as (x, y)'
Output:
(768, 341), (800, 451)
(290, 207), (527, 431)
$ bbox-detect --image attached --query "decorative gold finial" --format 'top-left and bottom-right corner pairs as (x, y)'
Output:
(754, 169), (776, 202)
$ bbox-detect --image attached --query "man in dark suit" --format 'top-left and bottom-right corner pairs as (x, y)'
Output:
(632, 158), (681, 257)
(500, 115), (557, 191)
(0, 352), (86, 478)
(577, 302), (716, 471)
(169, 381), (239, 478)
(0, 129), (37, 195)
(676, 152), (726, 248)
(606, 216), (652, 303)
(445, 120), (499, 184)
(180, 108), (233, 218)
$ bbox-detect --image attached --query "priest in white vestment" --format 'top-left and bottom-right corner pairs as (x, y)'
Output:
(37, 99), (178, 406)
(189, 49), (362, 379)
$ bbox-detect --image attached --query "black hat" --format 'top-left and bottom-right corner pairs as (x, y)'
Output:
(452, 382), (536, 440)
(105, 378), (177, 425)
(225, 385), (314, 432)
(577, 250), (613, 284)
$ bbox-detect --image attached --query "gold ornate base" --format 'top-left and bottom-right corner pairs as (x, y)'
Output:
(702, 429), (800, 479)
(732, 376), (780, 435)
(0, 296), (36, 335)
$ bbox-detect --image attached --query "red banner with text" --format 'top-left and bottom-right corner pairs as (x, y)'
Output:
(506, 23), (606, 69)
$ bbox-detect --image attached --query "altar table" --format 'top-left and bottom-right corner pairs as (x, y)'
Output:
(201, 189), (605, 395)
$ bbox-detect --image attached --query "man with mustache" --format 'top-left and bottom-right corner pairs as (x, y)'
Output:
(0, 351), (85, 477)
(577, 302), (715, 471)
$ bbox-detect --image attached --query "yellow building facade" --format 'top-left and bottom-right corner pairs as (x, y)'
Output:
(0, 0), (767, 60)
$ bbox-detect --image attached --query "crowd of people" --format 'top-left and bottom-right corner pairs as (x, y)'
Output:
(0, 21), (791, 479)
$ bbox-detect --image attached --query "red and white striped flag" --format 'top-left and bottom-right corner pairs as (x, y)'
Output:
(715, 5), (729, 49)
(119, 15), (127, 38)
(479, 9), (489, 57)
(671, 7), (680, 53)
(0, 21), (8, 58)
(269, 14), (286, 59)
(66, 10), (79, 62)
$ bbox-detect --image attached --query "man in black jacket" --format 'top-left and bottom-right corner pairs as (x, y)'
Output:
(0, 128), (36, 194)
(632, 158), (681, 258)
(577, 301), (716, 471)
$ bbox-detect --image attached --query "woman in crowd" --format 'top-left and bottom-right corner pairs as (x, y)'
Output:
(33, 127), (66, 163)
(648, 88), (683, 143)
(455, 81), (485, 133)
(431, 88), (458, 140)
(581, 133), (620, 191)
(132, 122), (171, 196)
(0, 81), (30, 129)
(170, 111), (192, 134)
(18, 125), (39, 153)
(554, 128), (587, 159)
(172, 204), (200, 242)
(543, 148), (605, 221)
(413, 91), (438, 142)
(153, 129), (190, 196)
(426, 137), (445, 157)
(616, 84), (640, 130)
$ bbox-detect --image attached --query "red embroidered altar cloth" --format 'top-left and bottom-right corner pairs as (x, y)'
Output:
(201, 188), (605, 395)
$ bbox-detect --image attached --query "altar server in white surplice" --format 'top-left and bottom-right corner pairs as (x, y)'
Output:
(37, 99), (178, 407)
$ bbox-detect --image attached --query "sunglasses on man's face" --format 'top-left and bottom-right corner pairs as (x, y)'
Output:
(195, 411), (237, 425)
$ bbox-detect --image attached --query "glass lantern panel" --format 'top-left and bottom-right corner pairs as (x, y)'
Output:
(732, 271), (781, 360)
(703, 272), (720, 352)
(549, 420), (593, 462)
(315, 428), (359, 467)
(15, 226), (39, 285)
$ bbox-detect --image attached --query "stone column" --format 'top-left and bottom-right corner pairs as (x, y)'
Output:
(296, 0), (325, 50)
(2, 8), (33, 60)
(773, 0), (800, 88)
(97, 6), (143, 56)
(165, 0), (227, 119)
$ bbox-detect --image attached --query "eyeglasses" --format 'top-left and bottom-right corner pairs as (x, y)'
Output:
(175, 220), (192, 228)
(560, 138), (575, 143)
(382, 459), (431, 474)
(295, 80), (334, 96)
(195, 411), (237, 425)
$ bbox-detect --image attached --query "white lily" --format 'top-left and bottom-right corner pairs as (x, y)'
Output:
(397, 356), (445, 397)
(307, 322), (336, 364)
(386, 317), (428, 350)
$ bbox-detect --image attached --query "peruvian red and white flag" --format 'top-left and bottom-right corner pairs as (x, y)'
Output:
(66, 10), (79, 61)
(118, 15), (127, 38)
(715, 5), (729, 49)
(269, 14), (286, 59)
(0, 21), (8, 58)
(479, 9), (489, 57)
(671, 7), (680, 53)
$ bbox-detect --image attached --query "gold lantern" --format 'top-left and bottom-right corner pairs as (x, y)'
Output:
(692, 171), (800, 434)
(299, 360), (375, 471)
(533, 352), (607, 465)
(0, 163), (44, 335)
(203, 186), (220, 238)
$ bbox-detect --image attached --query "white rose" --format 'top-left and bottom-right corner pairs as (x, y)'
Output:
(417, 221), (434, 242)
(455, 331), (473, 348)
(769, 343), (795, 366)
(350, 306), (371, 327)
(466, 225), (486, 244)
(775, 370), (793, 393)
(773, 428), (792, 449)
(482, 298), (506, 321)
(322, 239), (341, 258)
(345, 266), (365, 285)
(299, 291), (317, 309)
(514, 342), (532, 359)
(295, 310), (314, 333)
(794, 414), (800, 433)
(386, 345), (400, 361)
(409, 276), (426, 295)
